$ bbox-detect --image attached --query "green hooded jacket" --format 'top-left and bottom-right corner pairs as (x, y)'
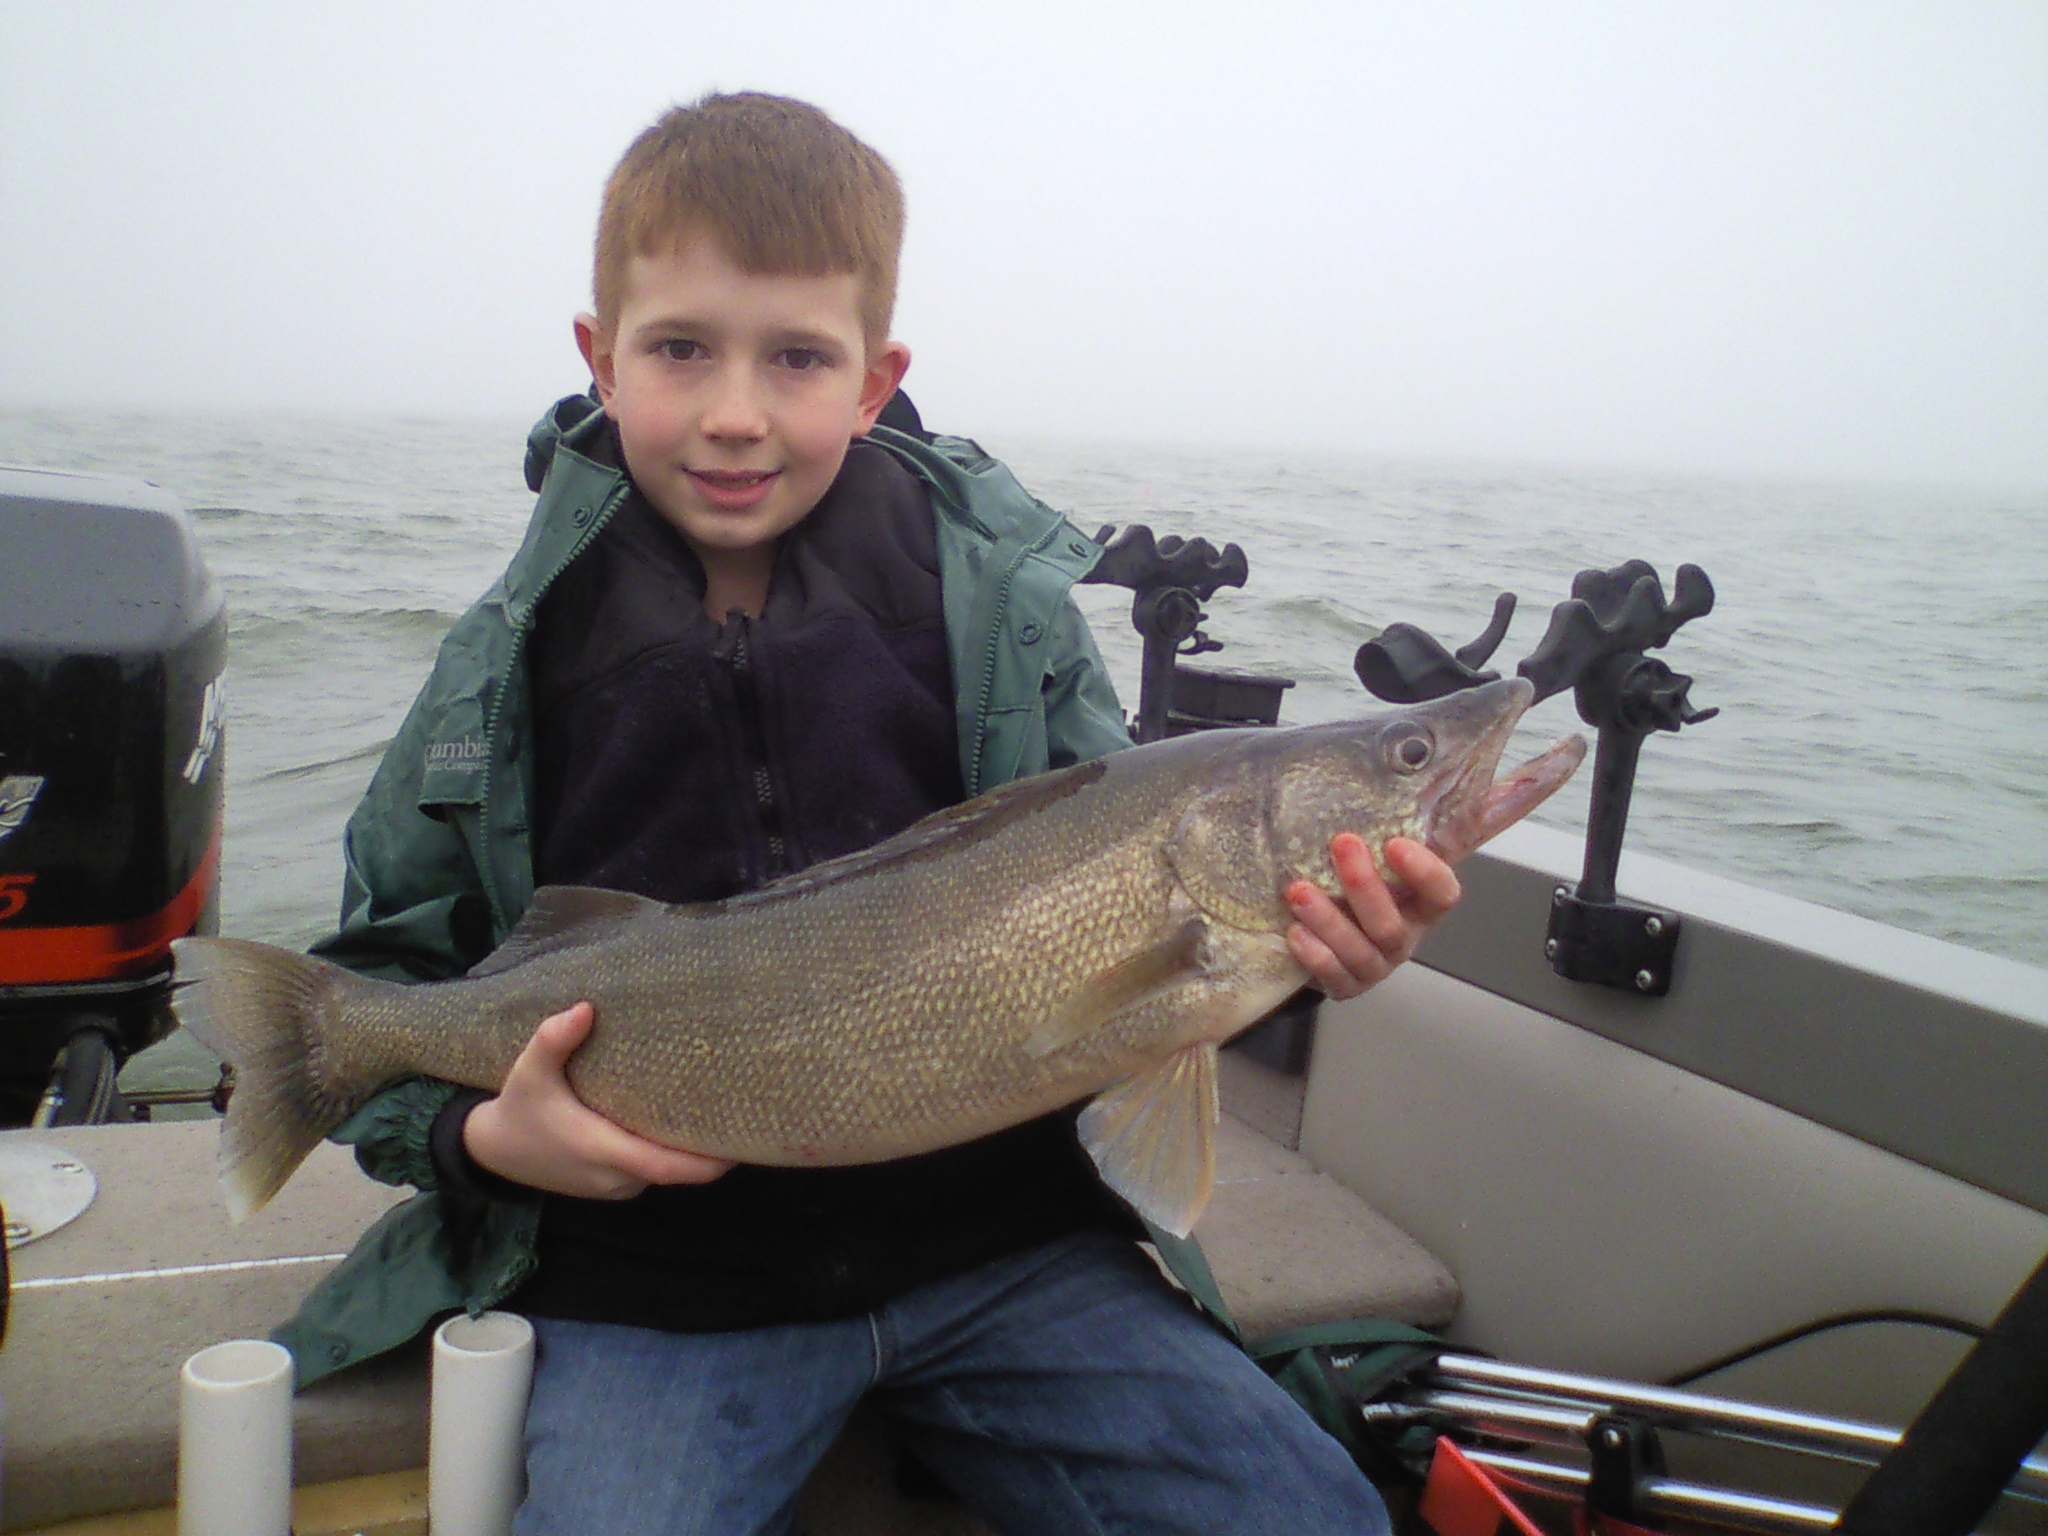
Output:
(273, 397), (1174, 1385)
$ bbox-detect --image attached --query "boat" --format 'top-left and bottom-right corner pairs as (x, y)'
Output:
(2, 458), (2045, 1534)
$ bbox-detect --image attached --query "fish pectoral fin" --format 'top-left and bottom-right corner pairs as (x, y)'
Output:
(1021, 915), (1209, 1059)
(467, 885), (670, 978)
(1078, 1043), (1220, 1239)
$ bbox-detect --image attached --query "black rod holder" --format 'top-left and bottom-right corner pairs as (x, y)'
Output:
(1132, 587), (1204, 744)
(1350, 559), (1717, 998)
(1578, 727), (1642, 907)
(1081, 523), (1248, 745)
(1533, 565), (1716, 996)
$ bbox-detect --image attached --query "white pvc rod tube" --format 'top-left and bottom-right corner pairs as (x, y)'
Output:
(178, 1339), (294, 1536)
(431, 1309), (536, 1536)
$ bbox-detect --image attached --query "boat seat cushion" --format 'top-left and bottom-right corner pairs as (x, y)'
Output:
(1200, 1113), (1460, 1339)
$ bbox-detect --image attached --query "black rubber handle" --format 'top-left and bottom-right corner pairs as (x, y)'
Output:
(1835, 1246), (2048, 1535)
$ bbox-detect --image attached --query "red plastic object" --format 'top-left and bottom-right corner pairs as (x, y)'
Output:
(1419, 1439), (1550, 1536)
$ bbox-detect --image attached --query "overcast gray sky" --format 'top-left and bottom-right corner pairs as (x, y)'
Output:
(3, 1), (2043, 487)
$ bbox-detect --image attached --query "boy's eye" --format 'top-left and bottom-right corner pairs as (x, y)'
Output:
(657, 338), (706, 362)
(774, 347), (829, 372)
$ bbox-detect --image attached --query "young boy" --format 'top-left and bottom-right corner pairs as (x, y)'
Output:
(281, 93), (1461, 1534)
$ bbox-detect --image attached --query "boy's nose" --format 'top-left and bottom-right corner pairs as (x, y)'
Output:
(699, 364), (770, 440)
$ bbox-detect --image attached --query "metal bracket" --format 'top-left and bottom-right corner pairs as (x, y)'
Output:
(1587, 1412), (1666, 1524)
(1546, 887), (1682, 997)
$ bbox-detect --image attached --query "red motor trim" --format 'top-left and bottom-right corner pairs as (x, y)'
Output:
(0, 832), (221, 984)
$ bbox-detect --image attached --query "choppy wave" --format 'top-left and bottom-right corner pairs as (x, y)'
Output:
(3, 407), (2044, 965)
(231, 605), (463, 644)
(1006, 435), (2048, 968)
(248, 738), (397, 785)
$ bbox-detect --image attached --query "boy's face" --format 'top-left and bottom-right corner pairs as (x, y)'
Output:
(577, 237), (910, 566)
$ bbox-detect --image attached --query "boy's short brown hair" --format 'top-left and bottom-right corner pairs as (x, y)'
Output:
(594, 93), (904, 350)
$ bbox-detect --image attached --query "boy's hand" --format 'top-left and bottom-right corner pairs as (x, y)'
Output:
(1284, 835), (1461, 1001)
(463, 1001), (735, 1199)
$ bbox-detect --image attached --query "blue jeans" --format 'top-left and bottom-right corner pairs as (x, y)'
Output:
(514, 1230), (1391, 1535)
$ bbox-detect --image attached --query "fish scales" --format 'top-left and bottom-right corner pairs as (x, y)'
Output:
(463, 753), (1187, 1158)
(173, 678), (1586, 1233)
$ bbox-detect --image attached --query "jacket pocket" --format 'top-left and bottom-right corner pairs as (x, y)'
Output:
(976, 702), (1049, 793)
(417, 696), (490, 815)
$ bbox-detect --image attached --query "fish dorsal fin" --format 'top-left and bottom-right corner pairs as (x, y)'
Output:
(468, 885), (668, 978)
(720, 758), (1108, 912)
(1023, 914), (1209, 1059)
(1078, 1043), (1220, 1239)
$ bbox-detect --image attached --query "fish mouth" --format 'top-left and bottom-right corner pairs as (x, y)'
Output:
(1425, 690), (1587, 863)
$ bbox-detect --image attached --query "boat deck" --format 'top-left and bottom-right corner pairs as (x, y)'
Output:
(1, 1053), (1457, 1532)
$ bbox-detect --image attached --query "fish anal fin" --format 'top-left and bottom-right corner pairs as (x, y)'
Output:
(1023, 915), (1208, 1059)
(468, 885), (668, 978)
(1078, 1042), (1219, 1239)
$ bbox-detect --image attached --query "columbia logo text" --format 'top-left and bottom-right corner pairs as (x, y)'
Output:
(426, 737), (488, 770)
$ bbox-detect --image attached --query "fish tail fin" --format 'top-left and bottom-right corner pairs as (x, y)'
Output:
(170, 936), (389, 1220)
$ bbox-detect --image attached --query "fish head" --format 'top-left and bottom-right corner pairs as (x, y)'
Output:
(1168, 678), (1585, 928)
(1276, 676), (1587, 896)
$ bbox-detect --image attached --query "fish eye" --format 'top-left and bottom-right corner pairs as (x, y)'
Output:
(1381, 722), (1435, 773)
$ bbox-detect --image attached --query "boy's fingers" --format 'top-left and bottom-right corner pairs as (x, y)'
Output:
(1284, 881), (1391, 998)
(1384, 837), (1462, 921)
(585, 1117), (734, 1186)
(1327, 834), (1413, 962)
(1283, 833), (1460, 998)
(639, 1147), (736, 1185)
(1285, 920), (1347, 995)
(514, 1001), (595, 1083)
(484, 999), (732, 1193)
(1287, 895), (1383, 982)
(1284, 916), (1388, 1001)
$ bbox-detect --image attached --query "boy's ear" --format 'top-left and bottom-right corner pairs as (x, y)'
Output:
(853, 342), (914, 436)
(574, 313), (619, 413)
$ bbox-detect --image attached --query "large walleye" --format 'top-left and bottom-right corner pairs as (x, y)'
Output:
(175, 678), (1582, 1236)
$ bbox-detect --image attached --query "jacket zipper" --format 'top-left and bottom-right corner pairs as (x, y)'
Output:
(968, 520), (1065, 795)
(476, 486), (626, 936)
(468, 473), (623, 1302)
(724, 613), (789, 883)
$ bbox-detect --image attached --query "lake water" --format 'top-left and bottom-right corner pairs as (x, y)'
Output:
(3, 405), (2043, 972)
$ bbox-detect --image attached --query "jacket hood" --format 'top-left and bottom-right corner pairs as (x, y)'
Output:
(525, 391), (611, 493)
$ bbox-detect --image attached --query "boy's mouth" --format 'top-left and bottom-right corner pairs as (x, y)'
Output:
(686, 467), (781, 512)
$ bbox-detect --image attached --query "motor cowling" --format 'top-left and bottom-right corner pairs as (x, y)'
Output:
(0, 464), (225, 1121)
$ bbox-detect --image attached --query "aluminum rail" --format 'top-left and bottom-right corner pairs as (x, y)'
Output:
(1427, 1353), (2048, 1499)
(1366, 1395), (1848, 1532)
(1407, 1388), (1590, 1449)
(1461, 1449), (1840, 1535)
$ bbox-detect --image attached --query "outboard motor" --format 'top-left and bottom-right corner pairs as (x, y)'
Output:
(0, 465), (225, 1124)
